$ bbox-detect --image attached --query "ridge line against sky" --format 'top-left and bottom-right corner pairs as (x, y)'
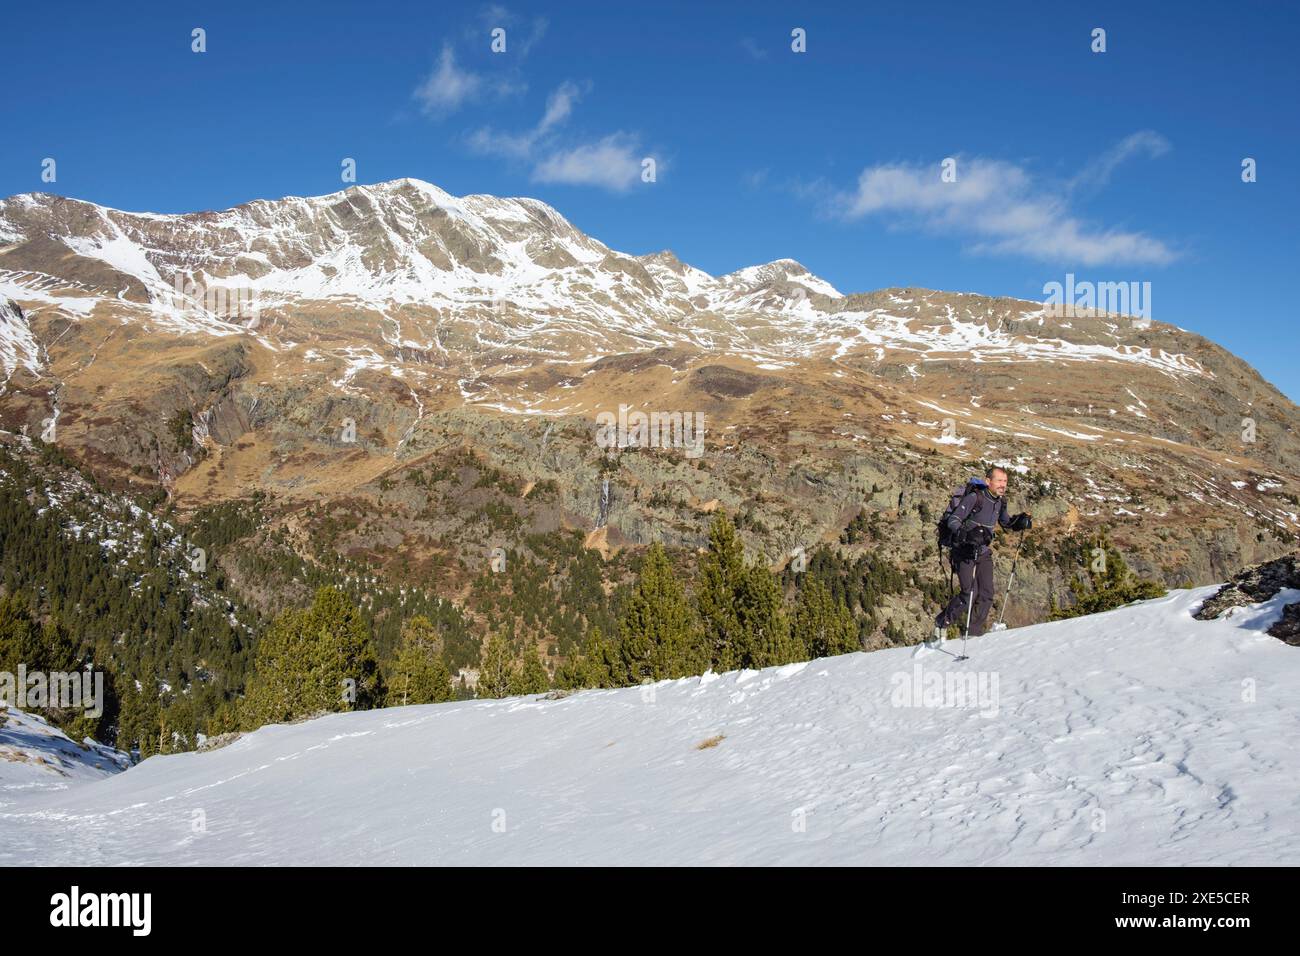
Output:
(3, 0), (1297, 399)
(0, 176), (1214, 324)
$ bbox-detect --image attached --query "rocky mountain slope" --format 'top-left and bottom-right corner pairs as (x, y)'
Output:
(1, 179), (1296, 644)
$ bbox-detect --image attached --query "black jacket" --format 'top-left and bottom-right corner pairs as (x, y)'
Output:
(945, 486), (1014, 555)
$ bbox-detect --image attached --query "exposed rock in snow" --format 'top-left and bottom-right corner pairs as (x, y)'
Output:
(1194, 551), (1300, 644)
(0, 708), (130, 794)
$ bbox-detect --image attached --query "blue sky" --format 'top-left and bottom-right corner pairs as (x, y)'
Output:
(5, 0), (1298, 398)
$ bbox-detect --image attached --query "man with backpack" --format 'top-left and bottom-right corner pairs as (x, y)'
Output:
(932, 466), (1032, 645)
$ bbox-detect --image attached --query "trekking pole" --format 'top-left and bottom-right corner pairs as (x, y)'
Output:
(957, 588), (975, 661)
(991, 529), (1027, 632)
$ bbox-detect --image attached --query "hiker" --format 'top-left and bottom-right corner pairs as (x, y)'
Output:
(934, 466), (1031, 641)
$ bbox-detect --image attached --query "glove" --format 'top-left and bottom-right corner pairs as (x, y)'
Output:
(960, 521), (994, 548)
(1010, 513), (1032, 531)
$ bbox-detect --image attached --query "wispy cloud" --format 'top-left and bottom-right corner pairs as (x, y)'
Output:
(532, 133), (649, 192)
(469, 81), (656, 193)
(413, 43), (523, 118)
(538, 80), (582, 133)
(740, 37), (767, 60)
(417, 8), (657, 193)
(826, 139), (1178, 267)
(1069, 130), (1171, 192)
(468, 80), (587, 159)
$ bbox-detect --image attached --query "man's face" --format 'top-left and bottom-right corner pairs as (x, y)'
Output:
(988, 469), (1009, 496)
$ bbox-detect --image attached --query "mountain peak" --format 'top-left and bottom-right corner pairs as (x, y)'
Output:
(722, 258), (842, 298)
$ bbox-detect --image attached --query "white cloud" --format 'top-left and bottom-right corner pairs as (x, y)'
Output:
(469, 82), (652, 193)
(413, 45), (483, 117)
(467, 126), (536, 160)
(845, 160), (1029, 217)
(468, 80), (585, 160)
(539, 80), (582, 133)
(830, 143), (1178, 267)
(532, 134), (647, 192)
(410, 9), (653, 194)
(413, 39), (527, 118)
(1070, 130), (1171, 192)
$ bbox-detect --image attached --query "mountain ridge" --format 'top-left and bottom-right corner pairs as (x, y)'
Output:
(0, 178), (1296, 660)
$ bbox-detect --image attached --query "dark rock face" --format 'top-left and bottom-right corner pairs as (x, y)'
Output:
(689, 365), (774, 399)
(1194, 551), (1300, 644)
(1270, 603), (1300, 646)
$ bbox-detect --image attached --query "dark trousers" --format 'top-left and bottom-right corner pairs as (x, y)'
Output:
(937, 548), (995, 636)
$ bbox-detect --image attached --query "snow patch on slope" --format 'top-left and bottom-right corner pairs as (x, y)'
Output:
(0, 709), (130, 794)
(0, 297), (42, 381)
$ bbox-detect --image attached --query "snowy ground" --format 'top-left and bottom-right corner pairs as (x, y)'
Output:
(0, 586), (1296, 865)
(0, 708), (130, 795)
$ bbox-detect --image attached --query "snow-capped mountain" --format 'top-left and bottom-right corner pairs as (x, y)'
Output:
(1, 585), (1296, 865)
(0, 178), (1219, 373)
(0, 180), (848, 364)
(0, 180), (1297, 625)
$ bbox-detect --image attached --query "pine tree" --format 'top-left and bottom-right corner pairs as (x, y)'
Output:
(510, 647), (551, 695)
(305, 586), (382, 711)
(41, 617), (80, 673)
(554, 628), (618, 690)
(552, 656), (586, 690)
(697, 513), (747, 670)
(206, 699), (241, 737)
(696, 513), (794, 670)
(241, 587), (381, 728)
(240, 608), (314, 727)
(739, 562), (796, 667)
(617, 542), (704, 682)
(117, 680), (161, 760)
(1049, 535), (1166, 620)
(793, 577), (859, 658)
(477, 633), (515, 699)
(389, 615), (454, 705)
(0, 591), (44, 674)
